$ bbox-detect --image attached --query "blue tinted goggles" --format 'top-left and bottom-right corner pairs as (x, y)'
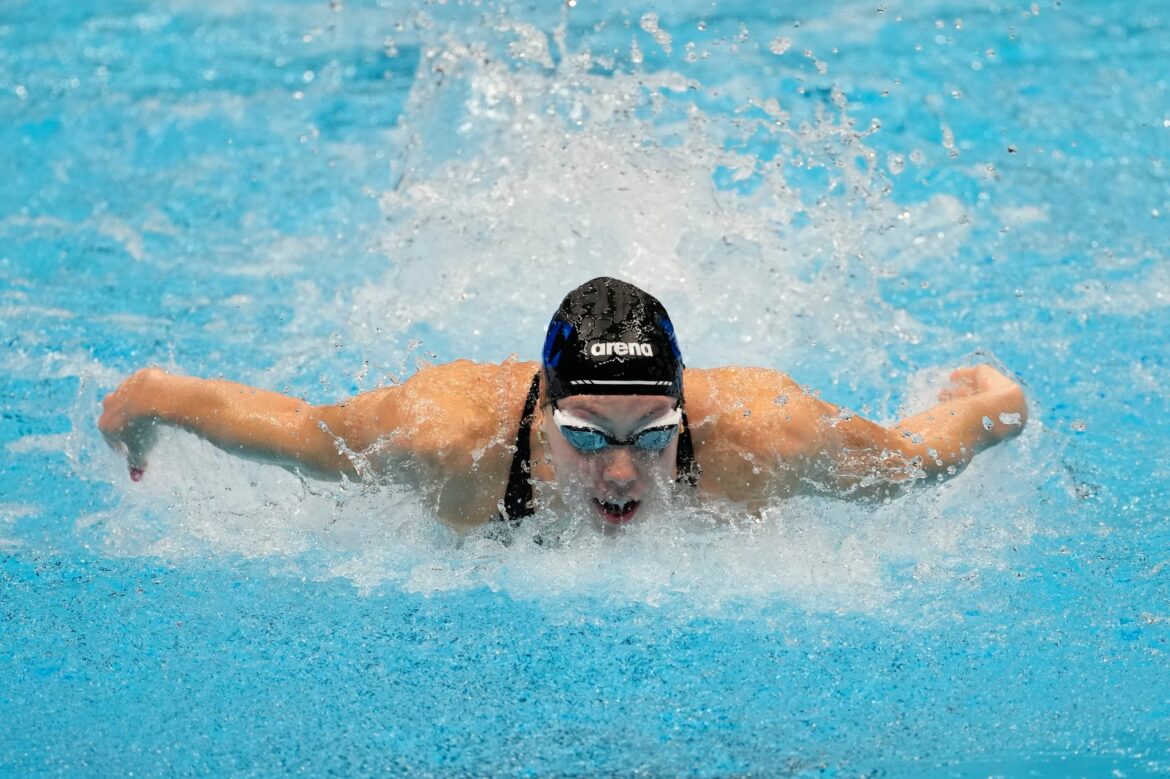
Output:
(551, 406), (682, 453)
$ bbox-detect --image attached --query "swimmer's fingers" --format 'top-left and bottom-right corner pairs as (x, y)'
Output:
(942, 365), (1020, 402)
(940, 367), (979, 401)
(125, 422), (157, 480)
(99, 425), (125, 454)
(99, 418), (156, 481)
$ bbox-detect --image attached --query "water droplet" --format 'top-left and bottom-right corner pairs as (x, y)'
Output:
(768, 37), (792, 55)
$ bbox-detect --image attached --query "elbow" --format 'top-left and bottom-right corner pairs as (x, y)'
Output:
(814, 443), (930, 501)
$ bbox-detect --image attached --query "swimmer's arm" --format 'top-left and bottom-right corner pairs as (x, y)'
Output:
(789, 365), (1028, 498)
(98, 368), (399, 480)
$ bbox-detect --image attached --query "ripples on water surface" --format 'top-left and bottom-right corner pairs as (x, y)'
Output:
(1, 0), (1168, 775)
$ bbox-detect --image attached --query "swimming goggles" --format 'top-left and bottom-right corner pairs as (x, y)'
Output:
(551, 406), (682, 453)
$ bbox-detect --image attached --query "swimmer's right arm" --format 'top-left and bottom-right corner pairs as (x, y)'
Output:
(98, 367), (399, 481)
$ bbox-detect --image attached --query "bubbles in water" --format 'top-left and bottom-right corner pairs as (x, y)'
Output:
(941, 122), (959, 158)
(639, 12), (672, 55)
(768, 37), (792, 55)
(629, 37), (643, 65)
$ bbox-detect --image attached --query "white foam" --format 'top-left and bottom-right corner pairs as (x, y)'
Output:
(71, 412), (1048, 621)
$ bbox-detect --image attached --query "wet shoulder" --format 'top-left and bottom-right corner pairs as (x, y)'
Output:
(402, 359), (540, 446)
(682, 366), (804, 425)
(393, 359), (540, 529)
(681, 367), (813, 501)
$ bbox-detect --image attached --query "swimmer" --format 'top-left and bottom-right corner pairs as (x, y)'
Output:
(98, 277), (1028, 531)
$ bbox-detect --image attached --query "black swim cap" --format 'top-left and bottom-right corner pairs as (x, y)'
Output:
(541, 277), (684, 403)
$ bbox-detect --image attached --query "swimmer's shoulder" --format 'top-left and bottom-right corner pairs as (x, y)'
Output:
(682, 366), (817, 502)
(367, 359), (539, 529)
(390, 358), (539, 446)
(682, 366), (804, 423)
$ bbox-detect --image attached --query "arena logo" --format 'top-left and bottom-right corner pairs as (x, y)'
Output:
(590, 342), (654, 357)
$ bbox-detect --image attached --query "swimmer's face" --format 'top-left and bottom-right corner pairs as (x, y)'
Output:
(542, 394), (680, 532)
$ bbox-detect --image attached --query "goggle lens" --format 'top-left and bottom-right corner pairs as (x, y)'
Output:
(552, 407), (681, 453)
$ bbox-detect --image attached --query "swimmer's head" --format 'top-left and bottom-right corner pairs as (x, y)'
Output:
(539, 278), (686, 531)
(541, 277), (684, 403)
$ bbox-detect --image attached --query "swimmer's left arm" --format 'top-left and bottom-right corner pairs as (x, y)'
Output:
(794, 365), (1028, 498)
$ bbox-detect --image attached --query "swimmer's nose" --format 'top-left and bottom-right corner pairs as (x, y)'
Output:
(601, 447), (637, 488)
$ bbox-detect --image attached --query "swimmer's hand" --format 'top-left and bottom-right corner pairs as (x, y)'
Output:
(937, 364), (1028, 441)
(99, 367), (165, 481)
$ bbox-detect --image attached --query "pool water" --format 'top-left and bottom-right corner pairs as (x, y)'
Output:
(2, 0), (1168, 775)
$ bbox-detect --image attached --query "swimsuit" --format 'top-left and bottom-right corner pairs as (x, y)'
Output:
(497, 373), (699, 524)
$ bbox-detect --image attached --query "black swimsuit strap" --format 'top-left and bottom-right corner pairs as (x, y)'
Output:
(676, 409), (700, 487)
(499, 372), (542, 523)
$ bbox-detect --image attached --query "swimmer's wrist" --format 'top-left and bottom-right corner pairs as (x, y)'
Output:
(128, 368), (187, 426)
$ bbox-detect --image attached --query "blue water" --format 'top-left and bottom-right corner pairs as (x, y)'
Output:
(2, 0), (1169, 776)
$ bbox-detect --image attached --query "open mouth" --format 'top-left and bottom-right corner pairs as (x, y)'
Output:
(593, 498), (640, 524)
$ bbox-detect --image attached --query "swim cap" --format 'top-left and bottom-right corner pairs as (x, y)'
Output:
(541, 277), (684, 402)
